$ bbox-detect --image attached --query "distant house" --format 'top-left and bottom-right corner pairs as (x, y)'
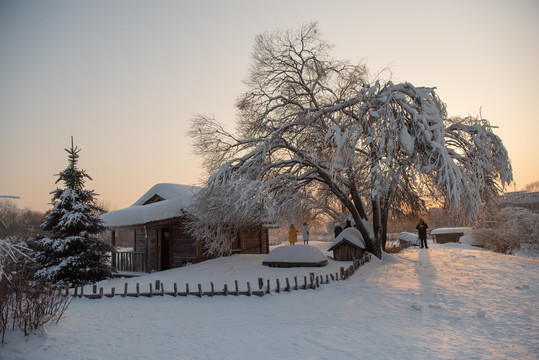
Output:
(100, 183), (269, 273)
(430, 227), (472, 244)
(499, 191), (539, 211)
(327, 227), (366, 261)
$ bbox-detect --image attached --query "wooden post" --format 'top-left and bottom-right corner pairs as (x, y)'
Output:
(99, 287), (103, 299)
(186, 283), (190, 295)
(316, 276), (319, 288)
(93, 284), (97, 294)
(80, 285), (84, 298)
(235, 280), (239, 296)
(64, 282), (70, 297)
(136, 283), (140, 297)
(310, 273), (315, 289)
(160, 283), (164, 296)
(294, 277), (298, 291)
(247, 282), (251, 296)
(285, 278), (291, 292)
(303, 276), (308, 289)
(155, 280), (160, 291)
(224, 284), (228, 296)
(326, 274), (329, 284)
(123, 283), (128, 297)
(74, 286), (78, 298)
(149, 283), (153, 297)
(173, 283), (178, 297)
(330, 273), (334, 281)
(276, 278), (280, 293)
(258, 277), (264, 290)
(266, 279), (271, 294)
(210, 282), (215, 297)
(198, 284), (202, 297)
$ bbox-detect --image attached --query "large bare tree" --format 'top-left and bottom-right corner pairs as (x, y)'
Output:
(189, 23), (512, 258)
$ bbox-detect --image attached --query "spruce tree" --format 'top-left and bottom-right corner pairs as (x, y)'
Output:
(33, 138), (114, 286)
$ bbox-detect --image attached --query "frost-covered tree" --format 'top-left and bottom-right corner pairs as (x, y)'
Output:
(189, 23), (512, 258)
(33, 138), (113, 285)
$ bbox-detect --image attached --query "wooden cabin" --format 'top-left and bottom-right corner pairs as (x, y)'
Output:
(100, 183), (269, 273)
(327, 227), (366, 261)
(430, 227), (472, 244)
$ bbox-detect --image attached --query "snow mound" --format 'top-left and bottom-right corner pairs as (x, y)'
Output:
(262, 245), (328, 267)
(396, 232), (419, 245)
(327, 227), (366, 251)
(459, 235), (482, 247)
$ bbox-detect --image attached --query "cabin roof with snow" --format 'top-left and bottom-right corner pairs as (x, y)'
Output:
(430, 227), (472, 235)
(100, 183), (200, 228)
(327, 227), (366, 251)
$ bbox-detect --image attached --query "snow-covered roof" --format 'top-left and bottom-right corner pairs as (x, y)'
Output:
(262, 245), (328, 267)
(100, 183), (200, 228)
(327, 227), (366, 251)
(431, 227), (472, 235)
(133, 183), (200, 205)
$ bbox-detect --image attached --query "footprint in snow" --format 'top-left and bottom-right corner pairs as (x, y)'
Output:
(410, 303), (423, 311)
(476, 309), (487, 317)
(515, 284), (530, 290)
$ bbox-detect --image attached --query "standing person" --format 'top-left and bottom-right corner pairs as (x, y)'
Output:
(334, 223), (342, 238)
(288, 224), (298, 245)
(302, 222), (310, 245)
(416, 218), (429, 249)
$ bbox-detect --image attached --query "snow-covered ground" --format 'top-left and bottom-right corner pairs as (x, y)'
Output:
(2, 241), (538, 360)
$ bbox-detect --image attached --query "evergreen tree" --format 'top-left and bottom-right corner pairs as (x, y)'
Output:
(33, 138), (114, 286)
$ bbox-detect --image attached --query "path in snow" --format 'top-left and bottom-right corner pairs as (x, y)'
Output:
(1, 243), (538, 360)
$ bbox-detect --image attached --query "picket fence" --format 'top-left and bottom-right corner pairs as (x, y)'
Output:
(56, 254), (371, 300)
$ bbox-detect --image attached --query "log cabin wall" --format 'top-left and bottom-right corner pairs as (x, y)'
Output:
(239, 226), (269, 254)
(170, 219), (198, 267)
(333, 243), (363, 261)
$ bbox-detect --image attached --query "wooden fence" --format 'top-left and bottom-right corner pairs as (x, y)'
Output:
(60, 254), (371, 300)
(113, 251), (147, 273)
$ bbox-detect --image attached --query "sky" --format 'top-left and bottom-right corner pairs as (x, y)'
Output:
(1, 0), (538, 212)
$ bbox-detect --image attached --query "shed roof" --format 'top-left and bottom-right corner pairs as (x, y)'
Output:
(327, 227), (366, 251)
(100, 183), (200, 228)
(431, 227), (472, 235)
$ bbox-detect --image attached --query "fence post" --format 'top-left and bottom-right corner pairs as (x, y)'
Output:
(186, 283), (190, 295)
(266, 279), (271, 294)
(197, 284), (202, 298)
(285, 278), (291, 292)
(235, 280), (239, 296)
(136, 283), (140, 298)
(149, 283), (153, 297)
(210, 282), (215, 297)
(111, 287), (115, 297)
(224, 284), (228, 296)
(247, 282), (251, 297)
(276, 278), (280, 293)
(123, 283), (128, 297)
(173, 283), (178, 297)
(294, 277), (298, 291)
(258, 278), (264, 290)
(155, 280), (160, 291)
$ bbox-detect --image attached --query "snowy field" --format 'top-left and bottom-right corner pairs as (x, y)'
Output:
(2, 241), (538, 360)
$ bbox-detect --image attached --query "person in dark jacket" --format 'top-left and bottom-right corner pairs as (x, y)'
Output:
(416, 218), (429, 248)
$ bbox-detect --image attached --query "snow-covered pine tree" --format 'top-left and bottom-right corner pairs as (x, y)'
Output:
(33, 138), (114, 286)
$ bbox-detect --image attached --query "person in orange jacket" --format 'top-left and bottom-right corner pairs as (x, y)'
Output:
(288, 224), (298, 245)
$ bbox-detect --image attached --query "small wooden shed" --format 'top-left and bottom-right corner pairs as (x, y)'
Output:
(100, 183), (269, 273)
(327, 227), (366, 261)
(430, 227), (472, 244)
